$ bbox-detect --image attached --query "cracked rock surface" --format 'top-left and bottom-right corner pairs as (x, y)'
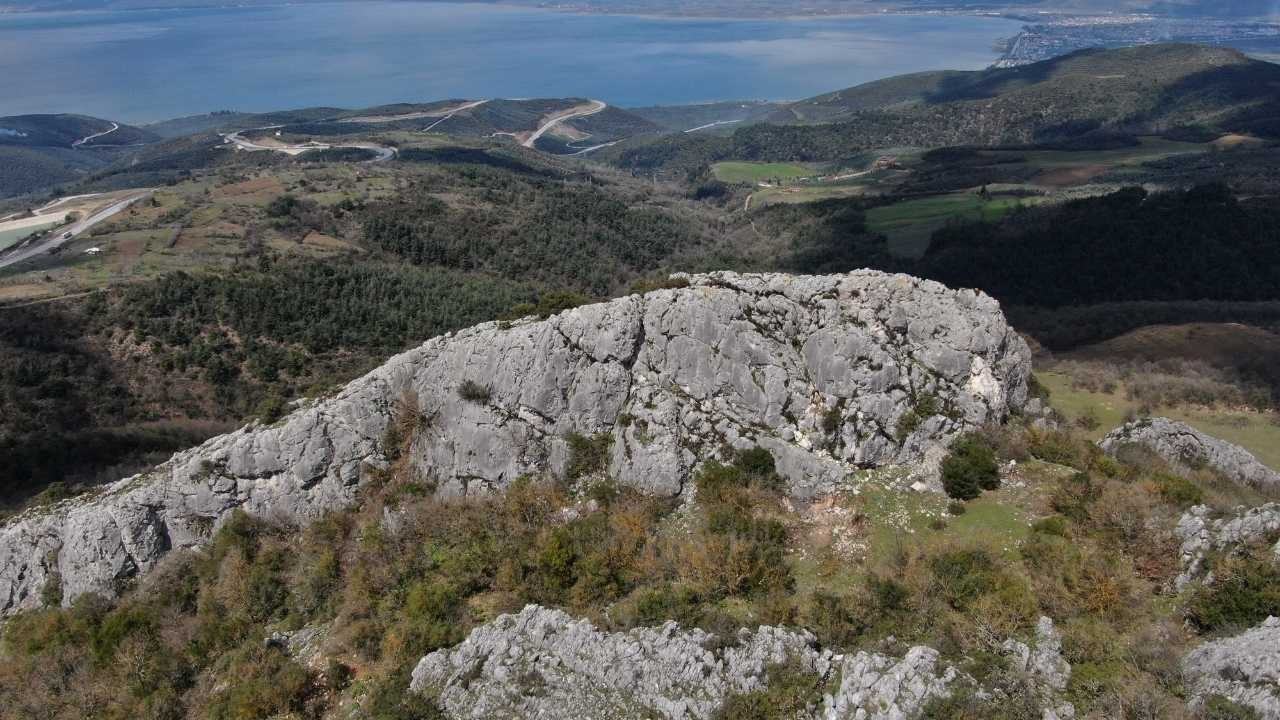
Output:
(0, 270), (1030, 616)
(409, 604), (958, 720)
(1100, 417), (1280, 491)
(1173, 503), (1280, 589)
(1184, 616), (1280, 719)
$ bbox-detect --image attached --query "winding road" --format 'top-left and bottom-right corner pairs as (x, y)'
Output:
(0, 190), (152, 270)
(72, 122), (118, 147)
(522, 100), (607, 149)
(222, 127), (396, 162)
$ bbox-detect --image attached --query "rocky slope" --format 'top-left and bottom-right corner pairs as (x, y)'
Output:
(1101, 416), (1280, 491)
(0, 270), (1031, 616)
(410, 604), (1072, 720)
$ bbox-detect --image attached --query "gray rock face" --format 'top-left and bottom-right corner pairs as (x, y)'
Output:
(1173, 503), (1280, 589)
(0, 270), (1031, 616)
(1100, 417), (1280, 491)
(409, 604), (957, 720)
(1184, 616), (1280, 719)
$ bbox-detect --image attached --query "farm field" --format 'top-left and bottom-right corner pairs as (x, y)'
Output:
(712, 161), (815, 184)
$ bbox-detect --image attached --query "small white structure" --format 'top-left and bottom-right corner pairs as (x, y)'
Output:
(84, 247), (102, 255)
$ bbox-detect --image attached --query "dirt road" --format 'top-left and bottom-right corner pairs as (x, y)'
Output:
(222, 127), (396, 162)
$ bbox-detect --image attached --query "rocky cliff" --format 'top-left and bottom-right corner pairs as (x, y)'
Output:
(0, 270), (1031, 616)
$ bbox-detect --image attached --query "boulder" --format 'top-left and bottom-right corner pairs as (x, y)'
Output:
(1100, 417), (1280, 491)
(0, 271), (1031, 615)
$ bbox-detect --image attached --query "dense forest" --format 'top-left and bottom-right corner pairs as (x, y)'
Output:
(917, 184), (1280, 307)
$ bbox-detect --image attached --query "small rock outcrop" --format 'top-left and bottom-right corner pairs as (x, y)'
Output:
(1184, 616), (1280, 719)
(1100, 417), (1280, 491)
(1002, 616), (1071, 693)
(1173, 503), (1280, 588)
(0, 271), (1031, 615)
(409, 604), (957, 720)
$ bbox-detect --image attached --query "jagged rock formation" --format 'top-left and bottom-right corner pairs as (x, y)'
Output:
(409, 604), (956, 720)
(411, 605), (1074, 720)
(1184, 616), (1280, 719)
(1100, 417), (1280, 491)
(1174, 503), (1280, 589)
(0, 271), (1031, 616)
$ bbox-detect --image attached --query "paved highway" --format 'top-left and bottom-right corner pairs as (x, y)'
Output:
(0, 191), (152, 270)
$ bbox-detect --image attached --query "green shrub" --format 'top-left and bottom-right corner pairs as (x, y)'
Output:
(205, 644), (312, 720)
(253, 393), (288, 424)
(1202, 694), (1262, 720)
(457, 380), (491, 403)
(1187, 555), (1280, 632)
(930, 549), (999, 610)
(713, 661), (826, 720)
(947, 501), (967, 516)
(1149, 472), (1204, 508)
(565, 432), (613, 481)
(1031, 516), (1070, 538)
(941, 434), (1000, 501)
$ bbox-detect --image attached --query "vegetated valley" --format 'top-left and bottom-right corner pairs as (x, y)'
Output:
(0, 42), (1279, 720)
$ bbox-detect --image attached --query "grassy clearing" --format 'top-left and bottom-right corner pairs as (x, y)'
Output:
(713, 161), (814, 184)
(867, 192), (1039, 258)
(1037, 371), (1280, 471)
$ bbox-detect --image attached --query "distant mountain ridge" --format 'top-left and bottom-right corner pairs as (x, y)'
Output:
(767, 44), (1280, 142)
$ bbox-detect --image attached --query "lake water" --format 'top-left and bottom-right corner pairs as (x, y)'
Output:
(0, 3), (1021, 123)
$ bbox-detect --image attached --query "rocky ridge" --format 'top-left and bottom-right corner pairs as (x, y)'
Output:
(410, 604), (1072, 720)
(1100, 417), (1280, 491)
(0, 270), (1031, 616)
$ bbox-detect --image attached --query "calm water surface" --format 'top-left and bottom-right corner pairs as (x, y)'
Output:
(0, 3), (1021, 122)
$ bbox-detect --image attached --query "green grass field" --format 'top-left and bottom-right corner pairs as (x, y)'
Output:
(0, 220), (58, 252)
(712, 161), (814, 184)
(867, 192), (1036, 258)
(1037, 371), (1280, 471)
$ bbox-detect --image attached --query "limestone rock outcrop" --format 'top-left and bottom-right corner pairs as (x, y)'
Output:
(411, 606), (1077, 720)
(1100, 417), (1280, 491)
(1184, 616), (1280, 719)
(0, 271), (1031, 615)
(409, 604), (958, 720)
(1173, 503), (1280, 588)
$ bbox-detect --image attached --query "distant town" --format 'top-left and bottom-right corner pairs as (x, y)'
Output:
(993, 16), (1280, 66)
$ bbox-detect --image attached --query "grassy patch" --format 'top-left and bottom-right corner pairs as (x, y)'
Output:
(713, 161), (814, 184)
